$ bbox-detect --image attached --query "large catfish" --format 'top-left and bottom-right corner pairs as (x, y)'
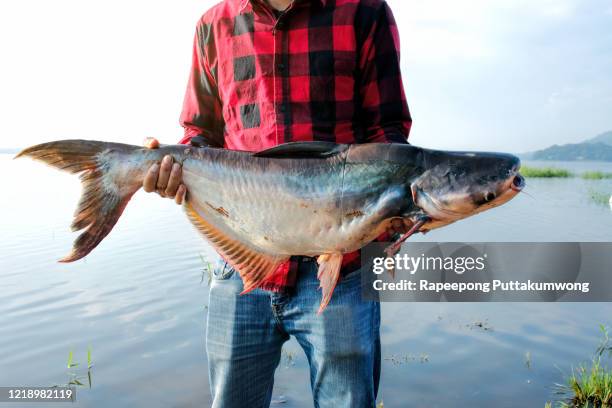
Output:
(16, 140), (524, 312)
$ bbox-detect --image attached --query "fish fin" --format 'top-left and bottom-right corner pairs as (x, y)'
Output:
(184, 202), (289, 292)
(316, 253), (343, 314)
(384, 216), (430, 257)
(254, 141), (348, 159)
(16, 140), (143, 262)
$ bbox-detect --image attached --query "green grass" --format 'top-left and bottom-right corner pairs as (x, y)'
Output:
(566, 359), (612, 407)
(65, 347), (94, 388)
(66, 350), (77, 368)
(546, 326), (612, 407)
(521, 166), (572, 178)
(199, 254), (213, 286)
(597, 325), (612, 358)
(589, 190), (610, 206)
(546, 359), (612, 407)
(521, 167), (612, 179)
(582, 171), (612, 180)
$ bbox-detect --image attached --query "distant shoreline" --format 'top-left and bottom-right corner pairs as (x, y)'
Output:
(521, 130), (612, 162)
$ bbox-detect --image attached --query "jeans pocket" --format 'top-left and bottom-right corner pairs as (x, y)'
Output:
(212, 258), (235, 280)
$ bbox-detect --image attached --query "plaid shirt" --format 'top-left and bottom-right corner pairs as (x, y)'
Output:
(179, 0), (411, 292)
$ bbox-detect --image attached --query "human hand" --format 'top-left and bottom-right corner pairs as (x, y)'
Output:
(142, 137), (187, 205)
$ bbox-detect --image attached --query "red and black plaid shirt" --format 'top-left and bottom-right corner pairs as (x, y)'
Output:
(179, 0), (411, 292)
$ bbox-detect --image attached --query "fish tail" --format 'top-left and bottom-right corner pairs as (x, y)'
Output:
(15, 140), (151, 262)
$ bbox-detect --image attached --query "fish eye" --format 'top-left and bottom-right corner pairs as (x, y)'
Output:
(484, 192), (496, 202)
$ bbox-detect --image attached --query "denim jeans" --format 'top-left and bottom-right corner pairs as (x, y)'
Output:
(206, 256), (381, 408)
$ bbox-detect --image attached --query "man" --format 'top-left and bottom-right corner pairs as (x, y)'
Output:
(143, 0), (411, 406)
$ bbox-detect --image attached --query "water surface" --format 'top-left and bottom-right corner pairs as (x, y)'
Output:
(1, 155), (611, 407)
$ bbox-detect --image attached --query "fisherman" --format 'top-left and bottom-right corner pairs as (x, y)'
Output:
(143, 0), (412, 406)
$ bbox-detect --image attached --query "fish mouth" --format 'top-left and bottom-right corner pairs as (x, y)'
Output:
(411, 169), (525, 228)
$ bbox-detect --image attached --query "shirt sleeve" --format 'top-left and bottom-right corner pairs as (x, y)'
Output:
(178, 20), (225, 147)
(357, 1), (412, 144)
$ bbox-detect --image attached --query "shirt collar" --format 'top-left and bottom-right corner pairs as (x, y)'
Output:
(238, 0), (327, 13)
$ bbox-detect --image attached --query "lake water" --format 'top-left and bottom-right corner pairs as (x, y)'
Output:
(1, 154), (612, 407)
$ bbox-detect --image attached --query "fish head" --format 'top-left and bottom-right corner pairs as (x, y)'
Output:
(411, 150), (524, 230)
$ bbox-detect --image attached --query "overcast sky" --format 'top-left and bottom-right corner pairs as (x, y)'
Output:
(1, 0), (611, 152)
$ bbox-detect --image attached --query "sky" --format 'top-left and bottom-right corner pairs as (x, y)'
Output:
(0, 0), (611, 152)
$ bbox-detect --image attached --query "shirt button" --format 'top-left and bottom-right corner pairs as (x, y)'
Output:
(279, 105), (286, 113)
(278, 63), (285, 71)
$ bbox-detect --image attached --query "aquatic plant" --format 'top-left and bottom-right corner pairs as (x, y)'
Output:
(65, 347), (94, 388)
(521, 166), (572, 178)
(67, 350), (77, 368)
(588, 190), (611, 206)
(564, 358), (612, 407)
(525, 351), (532, 370)
(546, 359), (612, 407)
(547, 326), (612, 407)
(597, 325), (612, 358)
(582, 171), (612, 180)
(200, 254), (213, 286)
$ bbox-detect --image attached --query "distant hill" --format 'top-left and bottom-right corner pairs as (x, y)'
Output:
(524, 130), (612, 162)
(530, 142), (612, 162)
(585, 130), (612, 146)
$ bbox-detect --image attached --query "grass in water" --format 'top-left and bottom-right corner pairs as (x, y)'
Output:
(582, 171), (612, 180)
(546, 326), (612, 407)
(65, 347), (94, 388)
(521, 166), (572, 178)
(199, 254), (213, 286)
(566, 359), (612, 407)
(597, 325), (612, 358)
(588, 190), (611, 206)
(546, 359), (612, 407)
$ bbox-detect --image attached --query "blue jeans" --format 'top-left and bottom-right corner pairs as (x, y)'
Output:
(206, 256), (381, 408)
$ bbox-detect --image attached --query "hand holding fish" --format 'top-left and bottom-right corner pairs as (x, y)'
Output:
(142, 137), (187, 205)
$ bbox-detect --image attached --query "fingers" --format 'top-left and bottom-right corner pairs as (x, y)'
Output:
(142, 138), (162, 193)
(143, 163), (160, 193)
(156, 155), (173, 193)
(143, 137), (160, 149)
(143, 154), (187, 202)
(175, 185), (187, 205)
(165, 163), (182, 197)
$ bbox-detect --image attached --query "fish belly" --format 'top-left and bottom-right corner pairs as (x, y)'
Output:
(180, 151), (392, 256)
